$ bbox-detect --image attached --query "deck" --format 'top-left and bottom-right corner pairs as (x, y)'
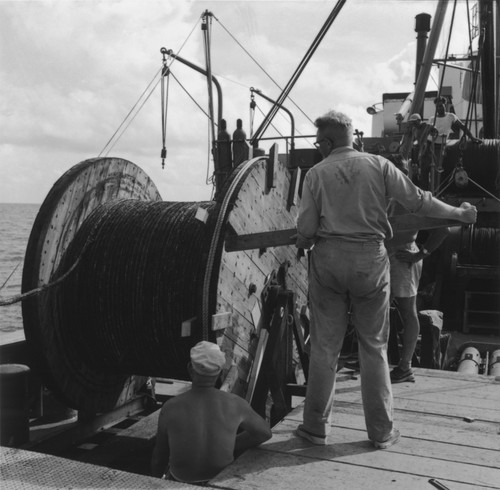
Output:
(1, 367), (499, 489)
(211, 367), (500, 490)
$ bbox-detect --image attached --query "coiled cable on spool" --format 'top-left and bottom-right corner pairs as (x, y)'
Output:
(49, 199), (218, 388)
(468, 227), (500, 265)
(441, 139), (500, 198)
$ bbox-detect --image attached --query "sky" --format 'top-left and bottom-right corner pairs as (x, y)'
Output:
(1, 0), (471, 204)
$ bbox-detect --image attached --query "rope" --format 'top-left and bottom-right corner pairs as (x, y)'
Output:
(0, 255), (81, 306)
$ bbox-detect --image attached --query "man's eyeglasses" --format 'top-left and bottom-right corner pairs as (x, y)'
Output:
(314, 137), (333, 149)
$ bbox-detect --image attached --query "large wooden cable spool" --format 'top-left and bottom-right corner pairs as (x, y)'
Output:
(22, 155), (308, 413)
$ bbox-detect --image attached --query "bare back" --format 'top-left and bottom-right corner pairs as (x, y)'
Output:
(157, 387), (257, 482)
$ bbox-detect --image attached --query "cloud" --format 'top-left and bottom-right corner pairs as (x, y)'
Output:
(0, 0), (474, 204)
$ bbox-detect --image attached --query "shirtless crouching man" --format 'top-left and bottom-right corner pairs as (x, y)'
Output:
(151, 341), (272, 484)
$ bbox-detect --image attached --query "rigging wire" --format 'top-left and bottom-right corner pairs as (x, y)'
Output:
(251, 0), (345, 143)
(169, 71), (212, 120)
(0, 262), (20, 293)
(160, 62), (170, 169)
(98, 67), (162, 157)
(101, 78), (161, 157)
(254, 103), (284, 138)
(214, 15), (314, 125)
(98, 17), (200, 157)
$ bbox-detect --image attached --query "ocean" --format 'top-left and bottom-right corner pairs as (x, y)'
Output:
(0, 203), (40, 342)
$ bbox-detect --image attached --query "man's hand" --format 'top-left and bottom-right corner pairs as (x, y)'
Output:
(395, 249), (422, 264)
(457, 202), (477, 224)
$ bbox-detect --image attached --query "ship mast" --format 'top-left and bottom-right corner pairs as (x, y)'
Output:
(479, 0), (499, 138)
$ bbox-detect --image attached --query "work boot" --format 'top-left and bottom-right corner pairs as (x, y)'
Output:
(390, 366), (415, 383)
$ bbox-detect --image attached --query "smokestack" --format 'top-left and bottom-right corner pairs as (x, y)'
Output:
(415, 13), (432, 84)
(414, 13), (431, 118)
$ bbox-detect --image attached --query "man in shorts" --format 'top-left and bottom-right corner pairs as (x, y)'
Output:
(385, 161), (450, 383)
(387, 182), (449, 382)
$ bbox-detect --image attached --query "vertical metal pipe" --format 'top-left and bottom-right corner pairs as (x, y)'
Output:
(415, 13), (432, 117)
(480, 0), (498, 138)
(409, 0), (449, 119)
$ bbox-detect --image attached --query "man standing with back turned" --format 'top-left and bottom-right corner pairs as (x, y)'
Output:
(295, 110), (477, 448)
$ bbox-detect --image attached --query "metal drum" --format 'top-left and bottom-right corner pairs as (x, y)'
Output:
(488, 349), (500, 376)
(0, 364), (30, 446)
(457, 346), (481, 374)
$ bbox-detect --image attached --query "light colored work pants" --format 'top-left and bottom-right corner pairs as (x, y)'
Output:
(303, 238), (394, 442)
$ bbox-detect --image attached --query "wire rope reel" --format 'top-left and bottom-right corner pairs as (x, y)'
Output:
(22, 158), (162, 412)
(22, 154), (308, 412)
(440, 138), (500, 198)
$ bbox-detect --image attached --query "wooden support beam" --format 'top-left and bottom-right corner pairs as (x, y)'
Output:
(225, 228), (297, 252)
(224, 216), (466, 252)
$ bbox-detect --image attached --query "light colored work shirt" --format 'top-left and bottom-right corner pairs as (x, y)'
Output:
(386, 199), (418, 249)
(429, 113), (459, 137)
(296, 146), (432, 247)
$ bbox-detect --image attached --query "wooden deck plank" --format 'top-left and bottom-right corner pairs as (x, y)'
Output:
(301, 401), (500, 451)
(211, 449), (496, 490)
(211, 368), (500, 489)
(271, 419), (500, 470)
(333, 371), (500, 422)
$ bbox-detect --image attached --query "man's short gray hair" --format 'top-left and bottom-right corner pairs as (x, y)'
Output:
(314, 110), (353, 132)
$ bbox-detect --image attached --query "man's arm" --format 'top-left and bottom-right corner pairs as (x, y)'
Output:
(453, 119), (482, 143)
(296, 176), (319, 249)
(395, 227), (450, 264)
(384, 161), (477, 225)
(151, 408), (170, 477)
(234, 402), (272, 458)
(426, 200), (477, 224)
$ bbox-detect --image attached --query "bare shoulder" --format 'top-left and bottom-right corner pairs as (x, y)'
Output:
(222, 391), (255, 414)
(159, 392), (191, 417)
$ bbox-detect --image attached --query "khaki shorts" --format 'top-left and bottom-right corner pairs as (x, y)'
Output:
(388, 242), (422, 298)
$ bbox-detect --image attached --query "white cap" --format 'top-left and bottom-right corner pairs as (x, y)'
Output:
(190, 341), (226, 376)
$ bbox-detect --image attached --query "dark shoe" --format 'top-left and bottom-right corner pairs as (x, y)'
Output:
(294, 425), (327, 445)
(344, 360), (360, 371)
(372, 428), (401, 449)
(390, 366), (415, 383)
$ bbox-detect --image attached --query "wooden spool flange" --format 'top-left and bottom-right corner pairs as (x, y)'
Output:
(22, 157), (162, 411)
(22, 153), (309, 412)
